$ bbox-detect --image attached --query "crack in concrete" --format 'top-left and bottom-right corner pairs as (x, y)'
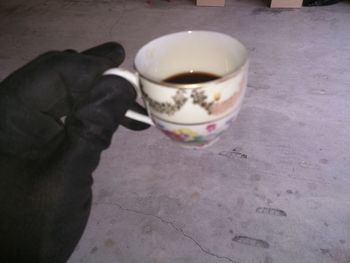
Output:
(108, 0), (126, 38)
(95, 202), (239, 263)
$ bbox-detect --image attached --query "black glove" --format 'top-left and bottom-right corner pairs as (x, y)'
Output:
(0, 43), (149, 263)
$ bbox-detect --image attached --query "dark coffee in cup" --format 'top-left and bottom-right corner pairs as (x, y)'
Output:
(164, 72), (220, 84)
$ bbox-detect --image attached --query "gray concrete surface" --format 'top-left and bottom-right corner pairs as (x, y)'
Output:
(1, 0), (350, 262)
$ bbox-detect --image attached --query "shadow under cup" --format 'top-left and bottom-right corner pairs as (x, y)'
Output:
(135, 31), (249, 148)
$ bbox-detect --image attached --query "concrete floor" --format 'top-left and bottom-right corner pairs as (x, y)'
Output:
(1, 0), (350, 262)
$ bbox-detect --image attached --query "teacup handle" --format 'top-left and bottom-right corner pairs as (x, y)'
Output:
(103, 68), (154, 126)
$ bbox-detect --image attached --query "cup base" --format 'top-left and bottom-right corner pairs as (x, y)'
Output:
(172, 137), (220, 150)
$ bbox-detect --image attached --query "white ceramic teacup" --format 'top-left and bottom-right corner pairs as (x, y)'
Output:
(104, 31), (249, 148)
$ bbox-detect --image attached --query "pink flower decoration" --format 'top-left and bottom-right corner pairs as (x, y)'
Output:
(206, 124), (216, 133)
(162, 130), (184, 142)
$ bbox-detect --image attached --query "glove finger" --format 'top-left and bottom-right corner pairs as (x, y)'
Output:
(0, 42), (125, 119)
(66, 75), (137, 149)
(45, 42), (126, 110)
(120, 102), (151, 131)
(81, 42), (125, 66)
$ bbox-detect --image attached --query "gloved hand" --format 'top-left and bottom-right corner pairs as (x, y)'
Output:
(0, 43), (149, 263)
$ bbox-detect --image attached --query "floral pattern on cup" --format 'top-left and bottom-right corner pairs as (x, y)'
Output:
(160, 127), (219, 145)
(154, 109), (239, 148)
(142, 89), (188, 115)
(161, 128), (198, 142)
(144, 85), (243, 116)
(148, 85), (243, 148)
(210, 90), (241, 115)
(206, 124), (216, 132)
(190, 90), (214, 114)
